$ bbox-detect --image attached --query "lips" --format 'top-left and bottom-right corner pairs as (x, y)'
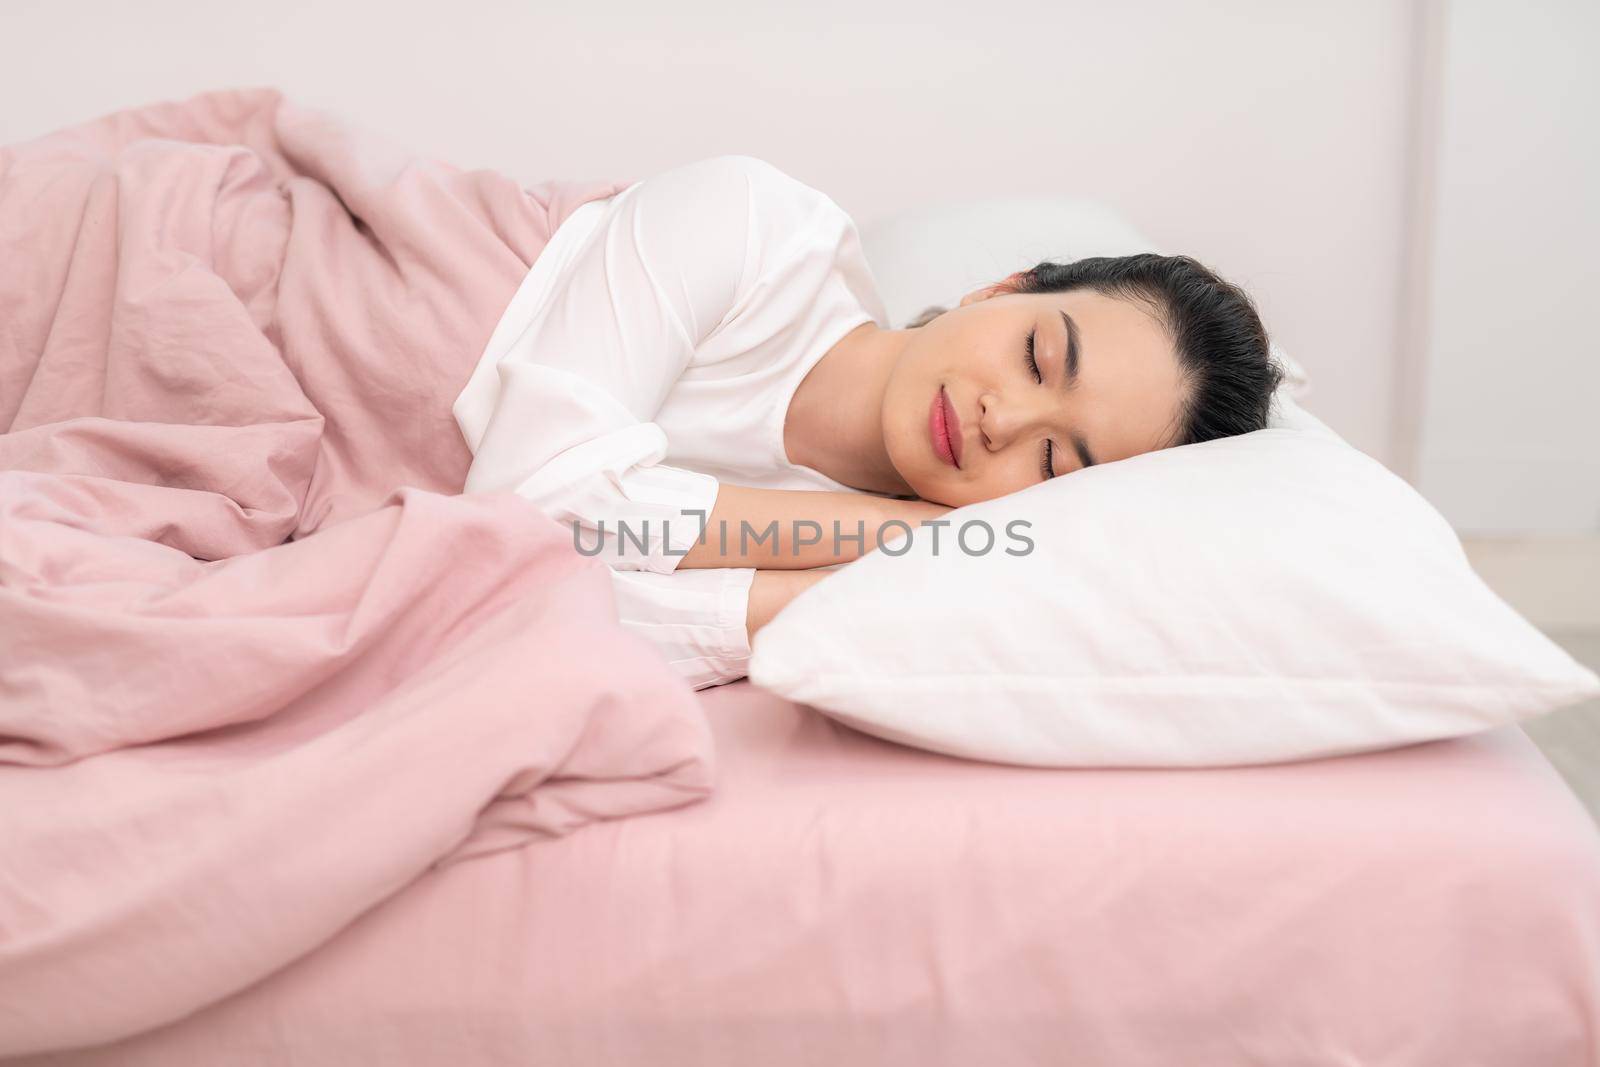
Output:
(929, 386), (963, 469)
(942, 388), (964, 467)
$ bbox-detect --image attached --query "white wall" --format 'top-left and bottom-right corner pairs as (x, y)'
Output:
(0, 0), (1414, 465)
(1413, 0), (1600, 534)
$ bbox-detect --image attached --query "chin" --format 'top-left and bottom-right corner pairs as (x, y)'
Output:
(922, 484), (973, 508)
(884, 431), (936, 501)
(921, 475), (1004, 509)
(903, 467), (963, 507)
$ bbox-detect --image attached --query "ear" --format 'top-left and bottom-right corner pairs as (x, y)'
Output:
(957, 270), (1029, 307)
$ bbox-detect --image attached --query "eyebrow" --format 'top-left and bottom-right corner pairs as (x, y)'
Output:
(1058, 309), (1097, 469)
(1060, 309), (1081, 387)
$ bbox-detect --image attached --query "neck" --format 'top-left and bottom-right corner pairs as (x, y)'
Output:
(785, 321), (916, 496)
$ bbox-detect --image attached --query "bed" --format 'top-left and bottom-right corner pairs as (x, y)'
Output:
(20, 679), (1600, 1066)
(5, 90), (1598, 1066)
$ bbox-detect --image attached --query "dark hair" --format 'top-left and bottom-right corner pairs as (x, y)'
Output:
(909, 254), (1283, 447)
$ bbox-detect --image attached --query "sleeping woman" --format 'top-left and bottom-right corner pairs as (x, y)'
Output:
(452, 155), (1282, 689)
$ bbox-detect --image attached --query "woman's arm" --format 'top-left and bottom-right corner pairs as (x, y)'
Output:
(679, 484), (951, 570)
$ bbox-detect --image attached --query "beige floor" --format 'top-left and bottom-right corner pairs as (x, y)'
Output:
(1523, 629), (1600, 824)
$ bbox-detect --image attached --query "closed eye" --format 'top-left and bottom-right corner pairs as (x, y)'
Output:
(1023, 327), (1055, 479)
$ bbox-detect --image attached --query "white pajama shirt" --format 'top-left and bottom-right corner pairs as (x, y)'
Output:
(452, 155), (889, 689)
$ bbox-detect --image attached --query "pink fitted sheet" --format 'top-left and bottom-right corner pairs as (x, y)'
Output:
(20, 681), (1600, 1066)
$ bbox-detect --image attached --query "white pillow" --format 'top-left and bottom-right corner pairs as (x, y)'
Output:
(746, 425), (1600, 767)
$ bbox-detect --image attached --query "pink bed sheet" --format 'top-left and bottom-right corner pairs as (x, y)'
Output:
(0, 89), (710, 1057)
(22, 679), (1600, 1066)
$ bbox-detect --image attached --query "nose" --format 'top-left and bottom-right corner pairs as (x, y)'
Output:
(978, 389), (1054, 451)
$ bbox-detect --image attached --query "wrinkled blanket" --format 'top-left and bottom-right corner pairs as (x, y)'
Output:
(0, 89), (713, 1056)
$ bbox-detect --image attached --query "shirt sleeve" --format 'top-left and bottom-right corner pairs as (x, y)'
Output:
(455, 155), (774, 574)
(609, 567), (756, 690)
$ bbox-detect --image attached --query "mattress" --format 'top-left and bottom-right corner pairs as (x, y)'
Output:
(22, 681), (1600, 1066)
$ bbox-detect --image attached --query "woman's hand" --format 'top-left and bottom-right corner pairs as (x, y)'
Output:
(679, 484), (953, 570)
(739, 494), (953, 642)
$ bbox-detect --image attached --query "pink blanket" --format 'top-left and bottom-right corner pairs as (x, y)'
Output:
(0, 89), (712, 1056)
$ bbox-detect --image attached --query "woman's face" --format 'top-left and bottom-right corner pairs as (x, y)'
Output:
(881, 282), (1189, 508)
